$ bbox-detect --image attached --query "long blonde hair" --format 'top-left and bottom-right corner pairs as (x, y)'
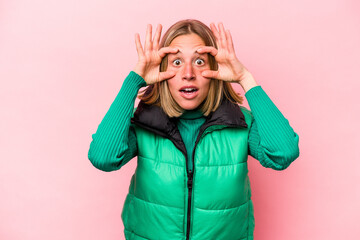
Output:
(139, 19), (244, 117)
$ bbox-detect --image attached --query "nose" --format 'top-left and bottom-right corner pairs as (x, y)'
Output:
(182, 62), (195, 81)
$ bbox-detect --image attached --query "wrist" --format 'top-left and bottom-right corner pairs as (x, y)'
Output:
(133, 65), (144, 79)
(238, 71), (258, 93)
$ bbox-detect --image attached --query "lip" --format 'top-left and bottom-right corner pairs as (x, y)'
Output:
(179, 85), (198, 91)
(179, 85), (199, 100)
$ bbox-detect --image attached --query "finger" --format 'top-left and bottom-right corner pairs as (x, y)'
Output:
(144, 24), (152, 51)
(135, 33), (144, 58)
(201, 70), (219, 79)
(153, 24), (162, 50)
(210, 23), (220, 43)
(225, 29), (235, 54)
(159, 70), (176, 81)
(218, 22), (227, 49)
(197, 46), (218, 56)
(158, 46), (179, 58)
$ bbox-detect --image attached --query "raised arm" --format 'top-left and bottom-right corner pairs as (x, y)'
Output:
(88, 23), (179, 172)
(88, 71), (146, 172)
(197, 22), (299, 170)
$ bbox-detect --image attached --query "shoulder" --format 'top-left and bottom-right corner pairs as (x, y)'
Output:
(239, 105), (254, 126)
(239, 105), (251, 115)
(239, 105), (253, 118)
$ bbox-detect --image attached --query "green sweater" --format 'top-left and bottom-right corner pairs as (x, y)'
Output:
(88, 71), (299, 172)
(177, 110), (206, 173)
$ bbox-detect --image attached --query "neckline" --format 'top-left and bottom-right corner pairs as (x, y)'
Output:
(179, 109), (204, 120)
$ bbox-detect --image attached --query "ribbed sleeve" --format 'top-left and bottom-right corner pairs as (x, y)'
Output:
(88, 71), (147, 172)
(245, 86), (300, 170)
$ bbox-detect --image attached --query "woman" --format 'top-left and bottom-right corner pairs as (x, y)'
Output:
(88, 19), (300, 240)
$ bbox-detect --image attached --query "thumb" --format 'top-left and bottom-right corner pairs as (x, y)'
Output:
(159, 71), (176, 81)
(201, 70), (218, 79)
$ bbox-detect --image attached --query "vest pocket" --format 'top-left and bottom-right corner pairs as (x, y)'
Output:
(191, 199), (252, 239)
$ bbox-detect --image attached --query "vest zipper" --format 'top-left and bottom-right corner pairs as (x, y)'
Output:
(186, 125), (210, 240)
(186, 170), (193, 240)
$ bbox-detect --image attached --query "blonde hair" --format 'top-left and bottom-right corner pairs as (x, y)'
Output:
(139, 19), (244, 117)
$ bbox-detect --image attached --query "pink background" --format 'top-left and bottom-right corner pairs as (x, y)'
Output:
(1, 0), (359, 239)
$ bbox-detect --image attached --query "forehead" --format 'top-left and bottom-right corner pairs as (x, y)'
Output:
(169, 33), (205, 48)
(168, 34), (206, 56)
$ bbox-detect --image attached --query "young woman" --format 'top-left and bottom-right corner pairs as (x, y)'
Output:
(88, 19), (300, 240)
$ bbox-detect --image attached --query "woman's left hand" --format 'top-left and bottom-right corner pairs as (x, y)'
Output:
(197, 22), (254, 85)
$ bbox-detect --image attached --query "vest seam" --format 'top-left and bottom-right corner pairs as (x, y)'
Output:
(195, 161), (247, 167)
(138, 154), (184, 168)
(130, 193), (184, 210)
(194, 198), (250, 211)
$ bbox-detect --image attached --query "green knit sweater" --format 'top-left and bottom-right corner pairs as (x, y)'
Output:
(177, 110), (205, 173)
(88, 71), (299, 172)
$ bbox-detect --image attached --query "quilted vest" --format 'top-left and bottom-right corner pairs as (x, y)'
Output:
(121, 98), (255, 240)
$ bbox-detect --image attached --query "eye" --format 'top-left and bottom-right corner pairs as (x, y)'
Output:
(195, 58), (205, 65)
(172, 59), (182, 66)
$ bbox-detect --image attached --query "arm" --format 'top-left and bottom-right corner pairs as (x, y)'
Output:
(245, 85), (300, 170)
(87, 71), (147, 172)
(195, 22), (299, 170)
(88, 23), (177, 172)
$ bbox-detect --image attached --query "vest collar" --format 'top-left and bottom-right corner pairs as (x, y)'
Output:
(131, 97), (248, 139)
(131, 98), (248, 156)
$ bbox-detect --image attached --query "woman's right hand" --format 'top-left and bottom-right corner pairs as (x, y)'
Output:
(133, 24), (179, 85)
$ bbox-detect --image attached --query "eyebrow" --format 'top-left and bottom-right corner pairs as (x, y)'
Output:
(168, 50), (205, 56)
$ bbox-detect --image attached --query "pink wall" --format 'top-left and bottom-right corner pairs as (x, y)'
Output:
(1, 0), (359, 239)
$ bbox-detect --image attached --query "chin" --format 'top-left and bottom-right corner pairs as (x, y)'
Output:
(179, 102), (202, 111)
(181, 105), (197, 111)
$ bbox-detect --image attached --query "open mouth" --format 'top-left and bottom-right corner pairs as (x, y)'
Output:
(179, 87), (198, 94)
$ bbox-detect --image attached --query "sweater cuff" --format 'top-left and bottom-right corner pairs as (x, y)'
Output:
(244, 85), (263, 100)
(244, 85), (278, 114)
(244, 85), (283, 122)
(125, 71), (147, 89)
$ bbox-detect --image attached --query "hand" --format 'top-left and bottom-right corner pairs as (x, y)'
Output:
(134, 24), (179, 85)
(197, 22), (252, 84)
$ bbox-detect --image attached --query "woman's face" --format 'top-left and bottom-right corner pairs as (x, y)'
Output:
(166, 33), (211, 111)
